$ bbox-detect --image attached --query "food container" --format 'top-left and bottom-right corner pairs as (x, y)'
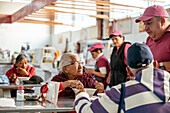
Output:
(72, 88), (96, 97)
(16, 77), (29, 85)
(24, 93), (41, 101)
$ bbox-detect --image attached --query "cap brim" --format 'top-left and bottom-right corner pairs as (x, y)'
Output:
(23, 80), (35, 84)
(109, 34), (122, 38)
(135, 15), (154, 23)
(88, 48), (94, 52)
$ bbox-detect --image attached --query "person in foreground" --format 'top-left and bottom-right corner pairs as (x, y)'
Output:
(74, 43), (170, 113)
(135, 5), (170, 72)
(85, 42), (110, 89)
(41, 53), (104, 98)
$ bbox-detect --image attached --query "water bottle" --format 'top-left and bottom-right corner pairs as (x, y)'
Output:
(16, 86), (24, 101)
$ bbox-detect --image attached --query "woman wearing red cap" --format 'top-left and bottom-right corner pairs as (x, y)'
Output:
(85, 42), (110, 89)
(109, 30), (131, 87)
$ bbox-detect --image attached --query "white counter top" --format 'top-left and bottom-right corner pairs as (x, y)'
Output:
(0, 97), (75, 112)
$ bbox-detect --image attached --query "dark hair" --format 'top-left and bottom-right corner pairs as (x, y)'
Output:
(16, 54), (27, 63)
(123, 36), (125, 41)
(92, 48), (102, 52)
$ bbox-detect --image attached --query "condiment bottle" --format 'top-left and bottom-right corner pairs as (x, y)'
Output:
(16, 86), (24, 101)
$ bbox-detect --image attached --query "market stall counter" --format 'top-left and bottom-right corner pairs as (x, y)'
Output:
(0, 97), (75, 113)
(0, 84), (43, 97)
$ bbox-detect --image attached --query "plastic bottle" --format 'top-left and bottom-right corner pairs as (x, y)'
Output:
(16, 86), (24, 101)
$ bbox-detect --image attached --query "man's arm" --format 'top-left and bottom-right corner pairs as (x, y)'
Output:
(85, 68), (106, 78)
(160, 61), (170, 72)
(74, 88), (119, 113)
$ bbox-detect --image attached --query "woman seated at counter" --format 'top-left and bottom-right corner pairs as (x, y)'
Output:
(6, 54), (36, 97)
(41, 53), (104, 98)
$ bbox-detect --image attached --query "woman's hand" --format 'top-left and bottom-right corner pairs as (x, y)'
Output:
(95, 81), (104, 93)
(85, 68), (94, 74)
(106, 72), (111, 84)
(75, 87), (86, 96)
(16, 67), (29, 76)
(10, 73), (17, 82)
(62, 80), (84, 89)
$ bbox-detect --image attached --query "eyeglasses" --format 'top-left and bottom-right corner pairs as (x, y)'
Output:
(64, 61), (83, 67)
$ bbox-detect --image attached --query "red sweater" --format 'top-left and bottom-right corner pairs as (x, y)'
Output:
(6, 65), (36, 82)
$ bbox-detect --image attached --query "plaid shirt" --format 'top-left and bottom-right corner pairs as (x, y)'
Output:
(41, 72), (96, 98)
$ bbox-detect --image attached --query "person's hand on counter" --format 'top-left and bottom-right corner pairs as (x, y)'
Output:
(75, 88), (86, 96)
(85, 68), (94, 74)
(95, 81), (104, 93)
(61, 80), (84, 89)
(10, 73), (17, 82)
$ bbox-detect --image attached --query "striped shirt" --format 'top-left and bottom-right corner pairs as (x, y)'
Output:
(74, 68), (170, 113)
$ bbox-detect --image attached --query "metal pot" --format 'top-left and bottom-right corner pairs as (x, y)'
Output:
(24, 93), (41, 101)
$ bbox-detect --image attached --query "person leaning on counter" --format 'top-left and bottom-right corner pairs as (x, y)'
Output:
(74, 43), (170, 113)
(6, 54), (36, 97)
(41, 53), (104, 98)
(135, 5), (170, 72)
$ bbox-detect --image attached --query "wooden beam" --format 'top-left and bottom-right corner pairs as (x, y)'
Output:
(0, 14), (11, 23)
(28, 15), (52, 19)
(18, 18), (74, 26)
(0, 0), (56, 23)
(142, 0), (165, 3)
(61, 0), (145, 9)
(53, 2), (133, 11)
(42, 8), (115, 20)
(48, 4), (124, 13)
(90, 0), (145, 9)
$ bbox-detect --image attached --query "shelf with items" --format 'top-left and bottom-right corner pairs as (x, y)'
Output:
(32, 47), (56, 68)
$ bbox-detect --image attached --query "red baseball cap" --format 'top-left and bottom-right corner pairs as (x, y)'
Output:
(88, 42), (104, 52)
(109, 30), (123, 38)
(135, 5), (169, 23)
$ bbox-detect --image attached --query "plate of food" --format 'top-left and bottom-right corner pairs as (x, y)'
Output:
(72, 88), (96, 97)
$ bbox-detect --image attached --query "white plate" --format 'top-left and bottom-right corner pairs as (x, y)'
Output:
(90, 96), (99, 101)
(97, 93), (105, 98)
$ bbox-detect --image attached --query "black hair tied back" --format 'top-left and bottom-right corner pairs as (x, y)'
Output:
(16, 54), (27, 63)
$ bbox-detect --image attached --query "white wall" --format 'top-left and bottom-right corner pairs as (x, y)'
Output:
(51, 25), (98, 54)
(0, 22), (50, 54)
(124, 18), (148, 44)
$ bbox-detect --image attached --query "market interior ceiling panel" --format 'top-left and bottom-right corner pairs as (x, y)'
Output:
(0, 0), (169, 25)
(0, 0), (56, 23)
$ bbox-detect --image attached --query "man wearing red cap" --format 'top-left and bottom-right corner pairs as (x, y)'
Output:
(85, 42), (110, 89)
(109, 30), (131, 87)
(136, 5), (170, 72)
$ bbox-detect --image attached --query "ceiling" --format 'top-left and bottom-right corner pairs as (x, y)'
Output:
(0, 0), (169, 25)
(0, 0), (56, 23)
